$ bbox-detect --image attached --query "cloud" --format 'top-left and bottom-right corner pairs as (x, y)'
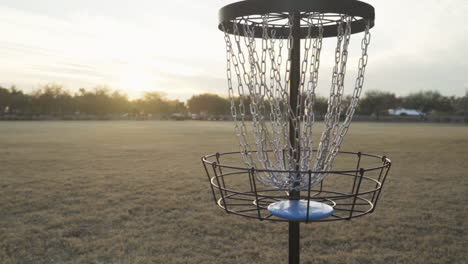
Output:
(0, 0), (467, 100)
(0, 5), (226, 99)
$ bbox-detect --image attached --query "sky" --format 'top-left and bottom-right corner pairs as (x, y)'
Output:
(0, 0), (467, 100)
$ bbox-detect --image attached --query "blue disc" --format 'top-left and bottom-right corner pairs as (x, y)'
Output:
(267, 200), (334, 221)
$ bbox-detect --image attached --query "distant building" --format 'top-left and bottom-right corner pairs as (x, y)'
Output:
(388, 108), (424, 116)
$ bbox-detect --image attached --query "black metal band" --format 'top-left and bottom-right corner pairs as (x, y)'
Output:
(219, 0), (375, 39)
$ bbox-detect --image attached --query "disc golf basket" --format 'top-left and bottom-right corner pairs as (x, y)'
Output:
(201, 0), (392, 263)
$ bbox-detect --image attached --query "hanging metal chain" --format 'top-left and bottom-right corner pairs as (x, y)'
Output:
(290, 14), (313, 174)
(222, 15), (371, 190)
(300, 14), (324, 172)
(262, 17), (288, 173)
(323, 22), (371, 169)
(284, 14), (299, 173)
(314, 15), (348, 173)
(243, 22), (273, 172)
(223, 23), (254, 168)
(264, 20), (295, 160)
(323, 15), (353, 165)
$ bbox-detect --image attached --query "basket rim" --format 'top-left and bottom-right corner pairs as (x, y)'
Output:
(218, 0), (375, 39)
(202, 150), (391, 174)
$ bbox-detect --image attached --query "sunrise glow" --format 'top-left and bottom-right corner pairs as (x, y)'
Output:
(0, 0), (466, 99)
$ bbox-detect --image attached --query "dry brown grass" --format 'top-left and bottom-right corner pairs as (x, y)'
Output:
(0, 121), (467, 264)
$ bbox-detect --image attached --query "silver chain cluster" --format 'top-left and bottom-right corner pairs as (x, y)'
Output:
(222, 16), (371, 190)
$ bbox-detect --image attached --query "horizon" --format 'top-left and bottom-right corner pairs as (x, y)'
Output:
(2, 84), (466, 104)
(1, 0), (467, 100)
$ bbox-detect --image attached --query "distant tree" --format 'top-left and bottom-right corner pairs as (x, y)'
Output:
(140, 92), (168, 114)
(134, 92), (186, 115)
(7, 86), (31, 114)
(31, 83), (74, 115)
(74, 86), (116, 115)
(0, 86), (10, 113)
(187, 93), (230, 115)
(312, 96), (328, 118)
(170, 100), (187, 114)
(451, 95), (467, 115)
(110, 91), (131, 114)
(358, 90), (398, 119)
(402, 91), (453, 114)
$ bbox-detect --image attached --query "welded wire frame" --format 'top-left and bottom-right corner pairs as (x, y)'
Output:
(202, 151), (391, 223)
(219, 0), (375, 39)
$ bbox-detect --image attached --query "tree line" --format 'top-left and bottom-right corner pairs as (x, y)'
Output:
(0, 84), (185, 118)
(187, 91), (467, 119)
(0, 84), (466, 119)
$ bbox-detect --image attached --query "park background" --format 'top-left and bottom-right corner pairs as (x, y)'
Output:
(0, 85), (467, 123)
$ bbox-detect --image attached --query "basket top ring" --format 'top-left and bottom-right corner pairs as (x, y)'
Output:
(203, 150), (391, 174)
(219, 0), (375, 39)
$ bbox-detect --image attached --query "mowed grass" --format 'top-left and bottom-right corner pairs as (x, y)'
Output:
(0, 121), (467, 264)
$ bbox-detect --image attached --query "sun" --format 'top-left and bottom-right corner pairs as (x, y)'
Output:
(116, 66), (159, 98)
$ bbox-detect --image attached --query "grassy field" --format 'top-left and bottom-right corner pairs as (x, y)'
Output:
(0, 121), (467, 264)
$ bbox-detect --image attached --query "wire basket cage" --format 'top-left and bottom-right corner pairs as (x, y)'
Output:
(202, 150), (391, 223)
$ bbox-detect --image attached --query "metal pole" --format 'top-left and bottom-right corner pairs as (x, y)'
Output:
(289, 11), (301, 264)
